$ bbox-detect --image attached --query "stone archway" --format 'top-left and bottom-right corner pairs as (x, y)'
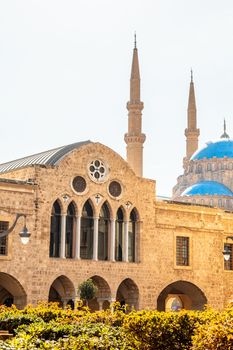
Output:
(88, 275), (111, 312)
(48, 275), (75, 308)
(157, 280), (207, 311)
(0, 272), (27, 309)
(116, 278), (139, 310)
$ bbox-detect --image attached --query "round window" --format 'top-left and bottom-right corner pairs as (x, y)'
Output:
(109, 181), (122, 197)
(88, 159), (108, 182)
(72, 176), (87, 193)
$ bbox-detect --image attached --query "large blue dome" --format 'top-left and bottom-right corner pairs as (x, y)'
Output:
(191, 139), (233, 160)
(181, 181), (233, 197)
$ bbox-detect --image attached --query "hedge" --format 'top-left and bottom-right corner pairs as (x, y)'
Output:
(0, 303), (232, 349)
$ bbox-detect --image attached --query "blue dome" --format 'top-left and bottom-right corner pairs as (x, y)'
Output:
(191, 139), (233, 160)
(181, 181), (233, 197)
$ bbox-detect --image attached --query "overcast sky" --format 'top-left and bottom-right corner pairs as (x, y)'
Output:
(0, 1), (233, 196)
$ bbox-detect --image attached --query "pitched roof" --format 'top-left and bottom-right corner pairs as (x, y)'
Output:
(0, 140), (91, 174)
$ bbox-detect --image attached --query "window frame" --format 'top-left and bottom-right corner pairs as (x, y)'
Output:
(174, 232), (192, 270)
(224, 242), (233, 271)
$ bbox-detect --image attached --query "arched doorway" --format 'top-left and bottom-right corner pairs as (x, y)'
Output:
(157, 280), (207, 311)
(116, 278), (139, 310)
(48, 275), (75, 308)
(88, 275), (111, 312)
(0, 273), (27, 309)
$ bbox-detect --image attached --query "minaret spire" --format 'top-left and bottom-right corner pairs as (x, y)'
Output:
(220, 119), (230, 139)
(124, 36), (146, 177)
(184, 71), (200, 166)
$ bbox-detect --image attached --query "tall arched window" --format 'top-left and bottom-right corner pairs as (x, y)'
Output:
(66, 202), (75, 258)
(128, 209), (137, 262)
(80, 200), (94, 259)
(50, 200), (61, 258)
(115, 208), (123, 261)
(98, 202), (110, 261)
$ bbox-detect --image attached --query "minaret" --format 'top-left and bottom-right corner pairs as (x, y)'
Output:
(220, 119), (230, 139)
(184, 70), (200, 166)
(124, 35), (146, 177)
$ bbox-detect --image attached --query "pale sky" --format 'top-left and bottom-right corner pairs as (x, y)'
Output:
(0, 1), (233, 196)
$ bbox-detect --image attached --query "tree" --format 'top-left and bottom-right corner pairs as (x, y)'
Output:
(78, 279), (98, 306)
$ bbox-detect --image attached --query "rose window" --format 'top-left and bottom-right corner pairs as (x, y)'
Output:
(88, 159), (108, 182)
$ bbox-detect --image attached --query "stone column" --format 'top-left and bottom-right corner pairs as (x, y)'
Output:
(123, 221), (129, 262)
(109, 297), (116, 313)
(60, 214), (66, 258)
(93, 217), (99, 261)
(110, 219), (115, 261)
(75, 215), (81, 259)
(98, 299), (104, 311)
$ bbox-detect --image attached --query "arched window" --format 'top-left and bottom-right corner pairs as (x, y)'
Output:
(218, 198), (222, 207)
(66, 202), (75, 258)
(207, 163), (211, 171)
(115, 208), (123, 261)
(128, 209), (137, 262)
(210, 199), (214, 206)
(50, 201), (61, 257)
(98, 202), (110, 261)
(80, 201), (94, 259)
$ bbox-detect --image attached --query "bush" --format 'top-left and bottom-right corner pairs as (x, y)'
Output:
(191, 307), (233, 350)
(0, 303), (233, 349)
(124, 310), (200, 350)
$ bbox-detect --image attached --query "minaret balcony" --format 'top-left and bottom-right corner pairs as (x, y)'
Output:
(124, 133), (146, 144)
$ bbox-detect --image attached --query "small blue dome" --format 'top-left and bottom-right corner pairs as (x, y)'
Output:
(191, 139), (233, 160)
(181, 181), (233, 197)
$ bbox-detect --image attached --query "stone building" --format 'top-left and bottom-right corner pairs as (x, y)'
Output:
(0, 41), (232, 312)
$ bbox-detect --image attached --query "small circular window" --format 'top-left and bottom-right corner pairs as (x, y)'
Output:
(88, 159), (108, 182)
(72, 176), (86, 193)
(109, 181), (122, 198)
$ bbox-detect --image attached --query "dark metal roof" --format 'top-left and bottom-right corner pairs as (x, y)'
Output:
(0, 140), (91, 174)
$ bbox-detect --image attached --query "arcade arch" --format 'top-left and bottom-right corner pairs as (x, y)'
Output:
(157, 280), (207, 311)
(48, 275), (75, 308)
(0, 272), (27, 309)
(88, 275), (111, 311)
(116, 278), (139, 310)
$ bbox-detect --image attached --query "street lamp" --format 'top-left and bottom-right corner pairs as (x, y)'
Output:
(0, 214), (30, 245)
(223, 236), (233, 261)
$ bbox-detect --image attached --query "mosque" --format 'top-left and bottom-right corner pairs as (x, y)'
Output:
(173, 71), (233, 210)
(0, 40), (232, 312)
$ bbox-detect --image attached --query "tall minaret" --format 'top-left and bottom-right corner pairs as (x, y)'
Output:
(124, 35), (146, 177)
(184, 70), (200, 167)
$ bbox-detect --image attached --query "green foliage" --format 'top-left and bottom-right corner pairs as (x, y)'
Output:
(123, 309), (200, 350)
(191, 307), (233, 350)
(78, 279), (98, 302)
(0, 303), (232, 349)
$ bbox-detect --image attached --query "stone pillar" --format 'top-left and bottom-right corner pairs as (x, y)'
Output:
(75, 215), (81, 259)
(110, 297), (116, 313)
(123, 221), (129, 262)
(60, 214), (66, 258)
(110, 219), (115, 261)
(93, 217), (99, 261)
(98, 299), (104, 311)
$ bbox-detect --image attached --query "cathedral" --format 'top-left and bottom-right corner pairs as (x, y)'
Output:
(0, 41), (232, 312)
